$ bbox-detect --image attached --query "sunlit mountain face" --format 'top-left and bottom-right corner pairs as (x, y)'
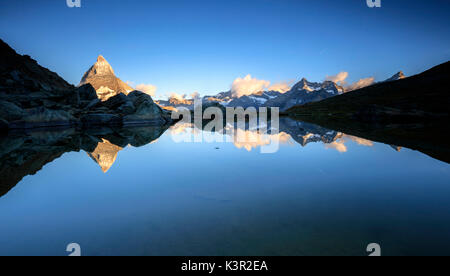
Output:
(79, 55), (134, 101)
(87, 139), (123, 173)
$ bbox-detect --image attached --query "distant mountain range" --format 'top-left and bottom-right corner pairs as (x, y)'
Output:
(227, 91), (283, 108)
(157, 72), (404, 111)
(77, 54), (406, 113)
(0, 125), (169, 198)
(262, 79), (344, 111)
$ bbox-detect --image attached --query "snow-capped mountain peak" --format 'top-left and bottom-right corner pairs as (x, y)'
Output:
(79, 55), (133, 101)
(262, 78), (344, 111)
(82, 55), (116, 79)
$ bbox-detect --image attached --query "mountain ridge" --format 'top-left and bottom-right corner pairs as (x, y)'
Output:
(79, 55), (133, 101)
(287, 61), (450, 121)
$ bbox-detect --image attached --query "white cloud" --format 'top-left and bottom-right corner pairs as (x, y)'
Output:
(190, 92), (201, 99)
(345, 77), (375, 92)
(324, 134), (374, 153)
(169, 92), (187, 101)
(135, 84), (157, 97)
(325, 72), (349, 86)
(325, 72), (375, 92)
(325, 141), (348, 153)
(268, 81), (292, 93)
(347, 135), (374, 147)
(231, 75), (270, 98)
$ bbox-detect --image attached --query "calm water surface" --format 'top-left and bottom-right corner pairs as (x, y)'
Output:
(0, 118), (449, 256)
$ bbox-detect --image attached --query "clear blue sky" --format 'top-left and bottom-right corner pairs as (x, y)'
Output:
(1, 0), (449, 99)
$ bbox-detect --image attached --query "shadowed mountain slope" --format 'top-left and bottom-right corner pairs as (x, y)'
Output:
(287, 61), (450, 122)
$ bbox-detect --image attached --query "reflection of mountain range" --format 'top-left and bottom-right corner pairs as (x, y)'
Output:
(278, 118), (343, 146)
(171, 117), (374, 152)
(0, 118), (373, 198)
(87, 139), (123, 173)
(2, 114), (448, 198)
(0, 126), (168, 198)
(170, 116), (449, 161)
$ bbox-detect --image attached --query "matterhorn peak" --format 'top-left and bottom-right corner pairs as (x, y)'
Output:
(88, 55), (115, 76)
(97, 55), (106, 62)
(79, 55), (133, 101)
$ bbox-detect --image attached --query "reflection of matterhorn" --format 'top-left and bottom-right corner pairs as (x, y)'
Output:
(87, 139), (123, 173)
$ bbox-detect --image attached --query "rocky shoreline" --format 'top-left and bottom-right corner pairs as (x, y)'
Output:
(0, 125), (170, 198)
(0, 39), (173, 132)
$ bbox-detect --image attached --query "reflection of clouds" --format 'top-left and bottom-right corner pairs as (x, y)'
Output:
(169, 123), (203, 143)
(325, 135), (374, 153)
(169, 122), (377, 153)
(150, 139), (159, 144)
(170, 123), (201, 136)
(325, 140), (348, 153)
(170, 123), (191, 135)
(170, 122), (293, 151)
(233, 130), (292, 152)
(234, 128), (270, 150)
(347, 135), (374, 147)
